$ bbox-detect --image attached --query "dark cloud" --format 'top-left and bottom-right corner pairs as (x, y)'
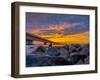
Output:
(63, 22), (89, 35)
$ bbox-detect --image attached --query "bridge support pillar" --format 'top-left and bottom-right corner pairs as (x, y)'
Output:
(44, 42), (47, 45)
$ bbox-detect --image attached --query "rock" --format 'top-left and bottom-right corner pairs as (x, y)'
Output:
(26, 44), (90, 67)
(84, 56), (89, 64)
(51, 57), (72, 65)
(68, 53), (80, 64)
(47, 47), (60, 56)
(58, 47), (69, 58)
(80, 47), (89, 56)
(26, 54), (39, 67)
(34, 46), (46, 53)
(31, 46), (46, 56)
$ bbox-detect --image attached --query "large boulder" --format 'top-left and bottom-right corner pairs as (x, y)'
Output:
(47, 47), (60, 57)
(58, 47), (69, 58)
(32, 46), (46, 56)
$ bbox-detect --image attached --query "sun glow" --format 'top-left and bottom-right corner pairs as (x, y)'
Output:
(31, 29), (89, 44)
(44, 32), (89, 44)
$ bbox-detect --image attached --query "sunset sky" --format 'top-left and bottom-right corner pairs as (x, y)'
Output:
(26, 12), (89, 44)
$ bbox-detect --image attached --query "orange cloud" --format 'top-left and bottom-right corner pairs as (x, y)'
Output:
(30, 23), (74, 35)
(43, 32), (89, 44)
(48, 26), (64, 31)
(31, 29), (40, 34)
(31, 25), (65, 35)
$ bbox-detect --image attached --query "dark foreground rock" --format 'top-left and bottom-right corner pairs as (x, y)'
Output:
(26, 44), (89, 67)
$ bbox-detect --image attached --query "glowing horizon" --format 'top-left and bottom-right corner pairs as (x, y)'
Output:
(31, 31), (89, 44)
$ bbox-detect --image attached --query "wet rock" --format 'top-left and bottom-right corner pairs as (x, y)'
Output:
(34, 46), (46, 53)
(26, 44), (90, 67)
(58, 47), (69, 58)
(47, 47), (60, 56)
(52, 57), (72, 65)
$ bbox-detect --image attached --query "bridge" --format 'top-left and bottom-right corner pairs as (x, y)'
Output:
(26, 32), (61, 45)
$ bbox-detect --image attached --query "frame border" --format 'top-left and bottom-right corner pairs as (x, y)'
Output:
(11, 2), (98, 78)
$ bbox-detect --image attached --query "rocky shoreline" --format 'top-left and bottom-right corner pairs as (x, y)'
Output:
(26, 44), (89, 67)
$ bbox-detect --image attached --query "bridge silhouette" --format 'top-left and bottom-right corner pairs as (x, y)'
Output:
(26, 32), (62, 45)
